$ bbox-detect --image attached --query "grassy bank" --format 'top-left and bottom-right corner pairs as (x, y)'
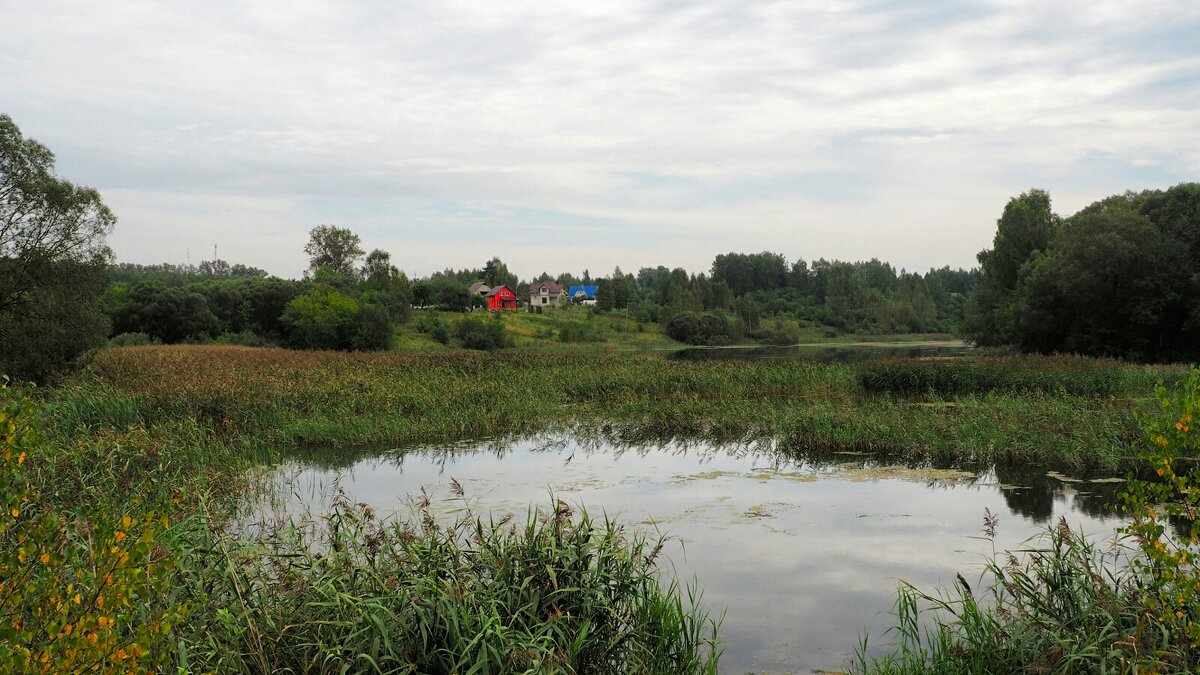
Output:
(49, 345), (1184, 471)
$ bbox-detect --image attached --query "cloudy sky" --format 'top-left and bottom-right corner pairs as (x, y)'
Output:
(3, 0), (1198, 279)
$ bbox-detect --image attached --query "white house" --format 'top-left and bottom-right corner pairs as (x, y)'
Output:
(529, 281), (566, 310)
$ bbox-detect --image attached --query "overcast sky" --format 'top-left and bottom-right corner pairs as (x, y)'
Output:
(4, 0), (1198, 279)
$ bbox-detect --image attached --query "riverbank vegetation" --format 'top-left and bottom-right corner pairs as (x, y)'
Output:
(963, 185), (1200, 362)
(2, 379), (721, 672)
(50, 346), (1183, 472)
(857, 368), (1200, 673)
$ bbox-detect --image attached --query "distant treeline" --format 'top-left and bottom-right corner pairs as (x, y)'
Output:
(98, 181), (1200, 361)
(93, 180), (1200, 362)
(102, 253), (975, 351)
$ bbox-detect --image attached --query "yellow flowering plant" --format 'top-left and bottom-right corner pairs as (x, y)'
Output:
(0, 382), (183, 673)
(1121, 367), (1200, 656)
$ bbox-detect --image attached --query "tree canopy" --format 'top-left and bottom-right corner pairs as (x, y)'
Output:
(304, 225), (364, 279)
(964, 183), (1200, 361)
(0, 114), (115, 381)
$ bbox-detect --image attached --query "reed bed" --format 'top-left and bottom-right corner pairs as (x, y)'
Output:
(46, 345), (1182, 471)
(856, 517), (1185, 674)
(167, 491), (721, 674)
(857, 355), (1181, 399)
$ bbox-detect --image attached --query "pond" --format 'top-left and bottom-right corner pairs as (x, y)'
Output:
(257, 434), (1128, 673)
(670, 340), (974, 362)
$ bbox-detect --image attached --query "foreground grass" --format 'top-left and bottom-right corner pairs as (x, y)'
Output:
(50, 346), (1185, 471)
(4, 385), (720, 673)
(856, 519), (1183, 674)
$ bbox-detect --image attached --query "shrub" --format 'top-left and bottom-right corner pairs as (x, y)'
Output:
(415, 311), (450, 344)
(0, 383), (181, 672)
(351, 302), (393, 351)
(455, 314), (509, 350)
(666, 312), (732, 346)
(215, 330), (271, 347)
(281, 287), (392, 351)
(1121, 367), (1200, 656)
(558, 322), (602, 343)
(281, 286), (360, 349)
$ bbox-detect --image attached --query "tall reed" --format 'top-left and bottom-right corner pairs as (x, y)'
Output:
(168, 491), (721, 673)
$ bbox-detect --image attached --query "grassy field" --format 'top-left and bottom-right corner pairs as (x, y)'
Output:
(398, 306), (960, 352)
(401, 307), (678, 352)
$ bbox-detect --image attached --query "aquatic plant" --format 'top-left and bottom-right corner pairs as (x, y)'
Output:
(46, 346), (1176, 470)
(170, 491), (721, 673)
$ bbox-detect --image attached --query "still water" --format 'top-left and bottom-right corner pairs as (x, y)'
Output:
(261, 435), (1126, 673)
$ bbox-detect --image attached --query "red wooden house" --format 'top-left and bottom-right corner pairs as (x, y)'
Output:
(485, 285), (517, 311)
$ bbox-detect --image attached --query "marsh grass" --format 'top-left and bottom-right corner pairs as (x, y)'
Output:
(857, 517), (1179, 674)
(45, 346), (1183, 471)
(857, 355), (1182, 399)
(169, 490), (721, 674)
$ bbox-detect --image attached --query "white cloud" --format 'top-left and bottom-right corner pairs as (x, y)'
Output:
(3, 0), (1198, 278)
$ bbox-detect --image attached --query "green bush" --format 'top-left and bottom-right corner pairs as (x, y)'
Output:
(558, 321), (602, 343)
(666, 312), (732, 346)
(0, 384), (181, 672)
(281, 286), (392, 351)
(415, 311), (450, 344)
(215, 331), (270, 347)
(454, 314), (509, 350)
(1121, 367), (1200, 655)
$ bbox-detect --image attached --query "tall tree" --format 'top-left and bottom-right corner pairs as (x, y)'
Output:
(361, 249), (413, 323)
(304, 225), (364, 279)
(480, 257), (518, 289)
(0, 114), (115, 380)
(962, 189), (1059, 346)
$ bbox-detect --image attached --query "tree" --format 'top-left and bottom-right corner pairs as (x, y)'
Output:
(362, 249), (392, 282)
(0, 262), (110, 382)
(198, 258), (231, 277)
(0, 115), (115, 380)
(304, 225), (364, 279)
(1013, 201), (1186, 359)
(361, 249), (413, 323)
(480, 257), (518, 290)
(111, 283), (221, 343)
(962, 189), (1059, 346)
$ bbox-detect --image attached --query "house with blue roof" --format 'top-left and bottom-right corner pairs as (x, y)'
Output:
(567, 285), (598, 306)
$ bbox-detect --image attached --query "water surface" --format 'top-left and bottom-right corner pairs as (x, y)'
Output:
(260, 435), (1126, 673)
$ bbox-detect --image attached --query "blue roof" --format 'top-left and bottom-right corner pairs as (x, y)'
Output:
(568, 285), (598, 298)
